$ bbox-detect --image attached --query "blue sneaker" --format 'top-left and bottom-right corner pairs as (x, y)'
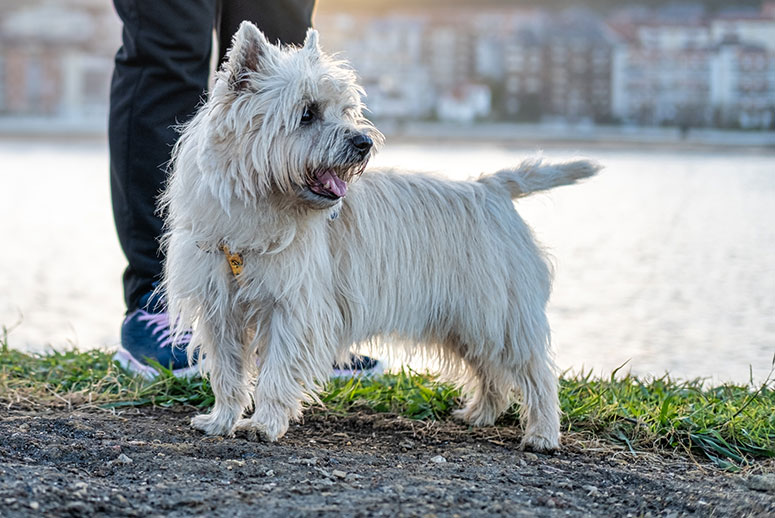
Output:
(113, 290), (198, 379)
(332, 353), (384, 378)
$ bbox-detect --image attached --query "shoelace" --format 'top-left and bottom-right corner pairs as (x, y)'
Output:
(136, 310), (192, 349)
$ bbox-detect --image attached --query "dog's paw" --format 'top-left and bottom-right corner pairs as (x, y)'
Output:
(234, 415), (288, 442)
(191, 412), (236, 436)
(520, 433), (561, 453)
(452, 405), (497, 427)
(233, 418), (271, 442)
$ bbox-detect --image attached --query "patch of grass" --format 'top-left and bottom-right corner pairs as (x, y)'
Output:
(2, 329), (773, 470)
(554, 365), (775, 470)
(322, 369), (461, 420)
(0, 328), (213, 409)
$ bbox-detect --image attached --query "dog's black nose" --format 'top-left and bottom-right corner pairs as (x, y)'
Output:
(351, 134), (373, 153)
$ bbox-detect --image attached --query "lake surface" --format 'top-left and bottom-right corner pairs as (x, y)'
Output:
(1, 139), (773, 383)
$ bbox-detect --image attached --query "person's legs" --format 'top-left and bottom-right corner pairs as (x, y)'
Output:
(110, 0), (216, 312)
(110, 0), (215, 376)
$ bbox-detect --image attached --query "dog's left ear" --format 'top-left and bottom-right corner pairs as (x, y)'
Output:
(224, 21), (275, 90)
(303, 29), (321, 56)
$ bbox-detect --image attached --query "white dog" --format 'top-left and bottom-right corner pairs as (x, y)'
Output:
(161, 21), (599, 451)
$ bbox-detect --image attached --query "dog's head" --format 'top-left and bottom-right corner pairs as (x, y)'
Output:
(203, 21), (383, 210)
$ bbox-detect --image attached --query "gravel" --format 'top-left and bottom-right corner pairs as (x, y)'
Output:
(0, 406), (773, 517)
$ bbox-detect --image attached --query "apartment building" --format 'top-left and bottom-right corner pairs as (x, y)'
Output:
(0, 0), (119, 118)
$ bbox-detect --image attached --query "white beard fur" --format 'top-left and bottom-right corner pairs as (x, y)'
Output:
(160, 21), (600, 452)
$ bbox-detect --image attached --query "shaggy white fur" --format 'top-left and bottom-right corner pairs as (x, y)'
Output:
(160, 21), (600, 451)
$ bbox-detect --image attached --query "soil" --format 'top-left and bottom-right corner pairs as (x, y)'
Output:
(0, 406), (773, 518)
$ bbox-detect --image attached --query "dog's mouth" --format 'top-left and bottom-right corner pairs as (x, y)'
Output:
(307, 163), (367, 200)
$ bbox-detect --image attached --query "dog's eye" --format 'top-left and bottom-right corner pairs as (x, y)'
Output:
(300, 104), (316, 125)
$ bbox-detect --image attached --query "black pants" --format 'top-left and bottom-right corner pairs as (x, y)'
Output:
(109, 0), (315, 311)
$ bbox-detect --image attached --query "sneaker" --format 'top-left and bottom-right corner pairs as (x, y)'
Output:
(113, 290), (198, 379)
(332, 353), (385, 378)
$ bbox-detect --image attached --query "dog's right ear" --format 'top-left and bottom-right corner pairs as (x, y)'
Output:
(223, 21), (273, 91)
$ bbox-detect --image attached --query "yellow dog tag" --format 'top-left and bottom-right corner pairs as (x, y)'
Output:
(220, 244), (244, 277)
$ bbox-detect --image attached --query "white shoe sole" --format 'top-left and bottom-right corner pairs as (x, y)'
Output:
(331, 359), (386, 379)
(113, 346), (200, 380)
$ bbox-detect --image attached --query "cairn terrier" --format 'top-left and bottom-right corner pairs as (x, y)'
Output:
(161, 21), (599, 451)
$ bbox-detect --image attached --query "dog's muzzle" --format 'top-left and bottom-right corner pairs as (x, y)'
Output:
(305, 132), (373, 201)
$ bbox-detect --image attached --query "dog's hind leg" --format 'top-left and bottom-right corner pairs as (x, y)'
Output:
(451, 341), (561, 451)
(515, 351), (561, 452)
(452, 350), (513, 427)
(190, 317), (251, 436)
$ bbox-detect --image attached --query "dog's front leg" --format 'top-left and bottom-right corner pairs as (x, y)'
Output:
(190, 315), (251, 436)
(236, 310), (329, 442)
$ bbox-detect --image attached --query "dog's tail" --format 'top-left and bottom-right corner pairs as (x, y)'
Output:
(479, 158), (601, 199)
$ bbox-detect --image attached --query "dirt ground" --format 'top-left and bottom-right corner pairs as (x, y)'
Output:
(0, 406), (773, 518)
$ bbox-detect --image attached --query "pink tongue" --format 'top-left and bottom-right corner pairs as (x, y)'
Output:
(317, 169), (347, 197)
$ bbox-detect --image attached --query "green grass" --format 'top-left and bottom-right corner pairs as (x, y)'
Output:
(2, 329), (773, 470)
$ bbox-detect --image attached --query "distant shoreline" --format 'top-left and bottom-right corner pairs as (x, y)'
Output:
(381, 121), (775, 152)
(1, 117), (774, 152)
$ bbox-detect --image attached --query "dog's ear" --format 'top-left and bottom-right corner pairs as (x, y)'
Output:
(303, 29), (321, 56)
(224, 21), (273, 91)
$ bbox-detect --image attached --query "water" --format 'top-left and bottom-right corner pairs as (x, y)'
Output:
(1, 138), (773, 383)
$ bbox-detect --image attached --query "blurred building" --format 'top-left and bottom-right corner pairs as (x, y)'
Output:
(610, 20), (715, 127)
(710, 7), (775, 128)
(503, 24), (543, 120)
(711, 5), (775, 49)
(539, 10), (615, 123)
(0, 0), (120, 120)
(610, 3), (775, 129)
(317, 11), (493, 122)
(712, 40), (775, 128)
(319, 13), (437, 120)
(436, 83), (490, 123)
(318, 8), (614, 124)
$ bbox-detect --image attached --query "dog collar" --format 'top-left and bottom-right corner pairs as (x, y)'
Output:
(196, 241), (244, 280)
